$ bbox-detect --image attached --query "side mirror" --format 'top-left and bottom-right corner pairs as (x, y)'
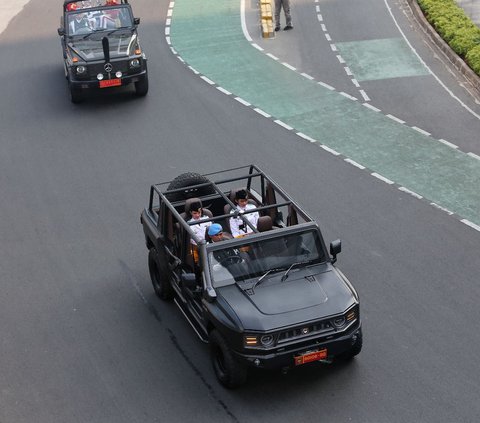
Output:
(180, 273), (197, 290)
(134, 17), (140, 25)
(329, 239), (342, 264)
(57, 27), (65, 36)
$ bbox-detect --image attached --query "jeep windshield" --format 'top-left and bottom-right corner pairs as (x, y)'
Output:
(67, 7), (133, 36)
(208, 229), (327, 288)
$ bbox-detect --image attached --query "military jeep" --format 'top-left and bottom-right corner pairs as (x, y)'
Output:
(57, 0), (148, 103)
(140, 165), (362, 388)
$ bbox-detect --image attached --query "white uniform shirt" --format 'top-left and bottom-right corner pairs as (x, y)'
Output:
(229, 203), (259, 237)
(188, 216), (212, 245)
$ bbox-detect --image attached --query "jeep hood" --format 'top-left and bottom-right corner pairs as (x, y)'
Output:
(216, 268), (356, 331)
(68, 31), (135, 61)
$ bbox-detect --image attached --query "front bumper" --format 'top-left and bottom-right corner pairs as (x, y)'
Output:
(234, 323), (362, 370)
(69, 68), (147, 90)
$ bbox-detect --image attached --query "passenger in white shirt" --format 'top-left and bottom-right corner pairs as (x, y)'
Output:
(229, 189), (259, 237)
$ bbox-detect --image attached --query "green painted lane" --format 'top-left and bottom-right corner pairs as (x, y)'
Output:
(170, 0), (480, 226)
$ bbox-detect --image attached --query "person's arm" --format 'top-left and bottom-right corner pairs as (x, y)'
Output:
(229, 215), (240, 238)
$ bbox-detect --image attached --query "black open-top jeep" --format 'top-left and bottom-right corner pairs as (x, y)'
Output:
(57, 0), (148, 103)
(140, 165), (362, 388)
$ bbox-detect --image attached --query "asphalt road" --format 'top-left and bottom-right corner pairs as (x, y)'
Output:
(1, 0), (479, 422)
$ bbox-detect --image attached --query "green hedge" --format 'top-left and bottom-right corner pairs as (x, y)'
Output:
(417, 0), (480, 76)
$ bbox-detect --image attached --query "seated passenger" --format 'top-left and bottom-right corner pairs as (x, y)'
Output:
(207, 223), (230, 243)
(187, 200), (212, 245)
(69, 12), (91, 33)
(229, 189), (259, 237)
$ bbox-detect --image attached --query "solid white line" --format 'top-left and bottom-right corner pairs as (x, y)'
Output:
(216, 86), (232, 95)
(267, 53), (279, 61)
(387, 114), (405, 124)
(412, 126), (431, 136)
(438, 139), (458, 149)
(301, 73), (315, 80)
(274, 120), (294, 130)
(254, 108), (271, 118)
(201, 76), (215, 85)
(461, 219), (480, 232)
(320, 145), (340, 155)
(467, 152), (480, 160)
(318, 81), (335, 90)
(235, 97), (251, 106)
(363, 103), (381, 112)
(240, 0), (252, 42)
(344, 158), (366, 169)
(399, 186), (423, 199)
(359, 90), (371, 102)
(340, 92), (357, 101)
(252, 43), (263, 51)
(282, 63), (296, 71)
(383, 0), (480, 121)
(297, 132), (317, 142)
(372, 173), (395, 184)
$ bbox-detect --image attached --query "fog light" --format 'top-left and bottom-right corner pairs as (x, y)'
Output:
(115, 71), (122, 78)
(76, 66), (86, 74)
(97, 73), (104, 80)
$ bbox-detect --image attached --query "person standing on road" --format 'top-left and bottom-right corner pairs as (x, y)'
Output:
(274, 0), (293, 31)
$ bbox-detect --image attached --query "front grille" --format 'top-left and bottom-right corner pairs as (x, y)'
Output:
(87, 60), (130, 77)
(278, 319), (335, 344)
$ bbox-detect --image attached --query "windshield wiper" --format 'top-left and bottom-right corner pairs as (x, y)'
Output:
(81, 28), (106, 40)
(252, 267), (286, 291)
(105, 26), (132, 36)
(281, 260), (311, 282)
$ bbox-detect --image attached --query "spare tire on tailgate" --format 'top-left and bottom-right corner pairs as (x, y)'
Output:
(166, 172), (215, 202)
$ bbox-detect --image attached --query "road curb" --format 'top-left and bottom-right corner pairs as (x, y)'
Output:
(406, 0), (480, 94)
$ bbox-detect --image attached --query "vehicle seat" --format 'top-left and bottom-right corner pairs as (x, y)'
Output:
(257, 215), (273, 232)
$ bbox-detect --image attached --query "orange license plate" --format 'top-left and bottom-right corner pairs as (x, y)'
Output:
(99, 78), (121, 88)
(294, 349), (327, 366)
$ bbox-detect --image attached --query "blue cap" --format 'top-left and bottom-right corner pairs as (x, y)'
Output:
(208, 223), (223, 236)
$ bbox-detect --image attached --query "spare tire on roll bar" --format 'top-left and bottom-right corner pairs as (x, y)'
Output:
(166, 172), (215, 202)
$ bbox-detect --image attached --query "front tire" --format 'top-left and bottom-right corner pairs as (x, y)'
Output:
(209, 329), (247, 389)
(135, 75), (149, 96)
(69, 84), (83, 104)
(148, 248), (174, 300)
(337, 328), (363, 360)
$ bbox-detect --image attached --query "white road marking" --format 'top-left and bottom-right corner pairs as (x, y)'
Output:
(387, 114), (406, 124)
(372, 173), (395, 184)
(344, 158), (366, 169)
(274, 120), (294, 130)
(399, 187), (423, 199)
(235, 97), (251, 106)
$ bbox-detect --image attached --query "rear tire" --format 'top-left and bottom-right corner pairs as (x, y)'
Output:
(166, 172), (215, 202)
(148, 248), (174, 300)
(209, 329), (247, 389)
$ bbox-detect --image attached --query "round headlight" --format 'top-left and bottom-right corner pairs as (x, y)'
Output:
(115, 71), (122, 78)
(97, 73), (104, 81)
(333, 317), (346, 328)
(130, 58), (140, 68)
(76, 66), (86, 74)
(260, 334), (274, 346)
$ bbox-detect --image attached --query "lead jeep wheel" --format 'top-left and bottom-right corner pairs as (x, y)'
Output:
(209, 329), (247, 389)
(135, 76), (149, 96)
(69, 83), (83, 104)
(148, 248), (174, 300)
